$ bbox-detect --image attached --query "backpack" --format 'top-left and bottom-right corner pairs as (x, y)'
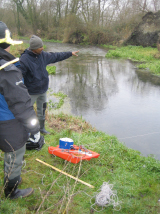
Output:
(26, 132), (45, 150)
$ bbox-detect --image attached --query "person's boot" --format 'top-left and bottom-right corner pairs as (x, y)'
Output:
(4, 177), (34, 199)
(18, 177), (22, 186)
(4, 176), (22, 187)
(5, 186), (34, 199)
(39, 120), (50, 134)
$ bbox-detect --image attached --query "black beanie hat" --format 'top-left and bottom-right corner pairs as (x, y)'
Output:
(0, 21), (11, 49)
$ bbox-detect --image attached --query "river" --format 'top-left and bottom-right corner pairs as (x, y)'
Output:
(45, 42), (160, 160)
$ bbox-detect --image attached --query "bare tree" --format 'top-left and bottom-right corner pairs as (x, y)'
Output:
(1, 0), (159, 43)
(151, 0), (160, 11)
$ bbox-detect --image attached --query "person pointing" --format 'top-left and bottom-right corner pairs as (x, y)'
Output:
(19, 35), (79, 138)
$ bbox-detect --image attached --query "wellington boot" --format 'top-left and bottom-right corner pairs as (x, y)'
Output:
(40, 128), (50, 134)
(4, 176), (34, 200)
(18, 177), (22, 186)
(4, 176), (22, 188)
(5, 187), (34, 199)
(39, 120), (50, 135)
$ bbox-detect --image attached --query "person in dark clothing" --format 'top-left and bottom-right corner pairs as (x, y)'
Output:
(0, 22), (40, 199)
(19, 35), (79, 135)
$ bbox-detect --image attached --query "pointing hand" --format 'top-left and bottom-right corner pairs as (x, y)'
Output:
(72, 50), (79, 57)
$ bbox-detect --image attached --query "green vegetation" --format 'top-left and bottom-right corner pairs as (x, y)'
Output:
(48, 90), (67, 110)
(105, 45), (160, 75)
(10, 43), (28, 57)
(101, 44), (117, 49)
(0, 113), (160, 213)
(46, 65), (56, 75)
(42, 39), (62, 43)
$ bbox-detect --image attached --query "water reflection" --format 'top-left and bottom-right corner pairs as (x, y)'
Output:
(47, 43), (160, 160)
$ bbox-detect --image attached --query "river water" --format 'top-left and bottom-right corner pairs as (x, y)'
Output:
(46, 42), (160, 160)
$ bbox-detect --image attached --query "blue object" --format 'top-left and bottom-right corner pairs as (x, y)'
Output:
(0, 94), (15, 121)
(59, 138), (73, 149)
(0, 62), (24, 121)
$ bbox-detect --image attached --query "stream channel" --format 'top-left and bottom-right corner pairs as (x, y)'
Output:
(45, 42), (160, 160)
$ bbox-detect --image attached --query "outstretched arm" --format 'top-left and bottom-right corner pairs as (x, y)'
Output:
(44, 51), (79, 65)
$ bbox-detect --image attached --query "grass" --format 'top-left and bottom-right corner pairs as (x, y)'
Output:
(105, 45), (160, 75)
(4, 38), (160, 213)
(10, 43), (29, 57)
(0, 113), (160, 213)
(42, 39), (62, 43)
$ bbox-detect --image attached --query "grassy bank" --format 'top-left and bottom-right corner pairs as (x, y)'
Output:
(0, 113), (160, 213)
(104, 45), (160, 75)
(2, 39), (160, 213)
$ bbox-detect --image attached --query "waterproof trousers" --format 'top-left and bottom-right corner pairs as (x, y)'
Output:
(30, 92), (47, 121)
(4, 144), (25, 186)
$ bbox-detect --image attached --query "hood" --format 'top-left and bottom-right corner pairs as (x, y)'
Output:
(21, 48), (38, 57)
(0, 47), (19, 70)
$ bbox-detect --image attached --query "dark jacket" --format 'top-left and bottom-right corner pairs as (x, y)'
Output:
(0, 48), (40, 152)
(19, 49), (72, 95)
